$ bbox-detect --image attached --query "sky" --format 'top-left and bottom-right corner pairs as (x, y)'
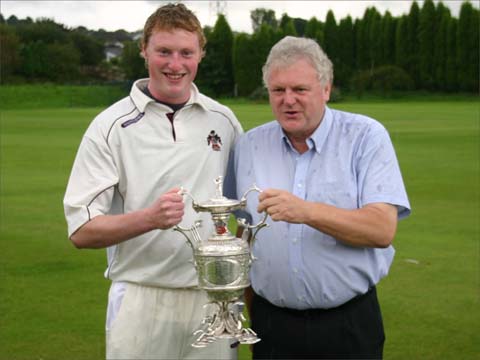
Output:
(0, 1), (473, 34)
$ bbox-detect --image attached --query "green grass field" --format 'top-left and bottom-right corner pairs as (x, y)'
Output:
(0, 99), (478, 359)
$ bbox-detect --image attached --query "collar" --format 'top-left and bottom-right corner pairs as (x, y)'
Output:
(281, 106), (333, 155)
(130, 78), (209, 113)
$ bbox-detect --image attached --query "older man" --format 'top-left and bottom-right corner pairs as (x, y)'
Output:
(227, 36), (410, 359)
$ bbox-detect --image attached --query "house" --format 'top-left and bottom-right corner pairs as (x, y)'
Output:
(104, 41), (124, 61)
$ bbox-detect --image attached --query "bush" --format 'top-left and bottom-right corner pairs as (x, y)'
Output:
(329, 86), (342, 102)
(352, 65), (414, 96)
(248, 86), (269, 101)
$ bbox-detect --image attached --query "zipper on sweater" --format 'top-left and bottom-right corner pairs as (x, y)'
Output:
(166, 112), (176, 141)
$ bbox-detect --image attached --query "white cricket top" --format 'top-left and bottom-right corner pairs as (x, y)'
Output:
(64, 79), (243, 288)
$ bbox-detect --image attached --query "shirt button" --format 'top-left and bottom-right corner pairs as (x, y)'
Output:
(297, 183), (302, 188)
(292, 238), (298, 244)
(293, 268), (298, 274)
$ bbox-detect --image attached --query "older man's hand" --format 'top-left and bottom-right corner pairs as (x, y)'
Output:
(257, 188), (310, 224)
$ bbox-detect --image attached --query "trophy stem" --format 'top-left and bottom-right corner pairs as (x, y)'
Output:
(191, 300), (260, 348)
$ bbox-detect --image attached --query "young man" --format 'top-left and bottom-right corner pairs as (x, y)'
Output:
(227, 36), (411, 359)
(63, 4), (242, 359)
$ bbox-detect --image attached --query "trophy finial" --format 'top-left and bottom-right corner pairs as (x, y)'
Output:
(214, 176), (224, 199)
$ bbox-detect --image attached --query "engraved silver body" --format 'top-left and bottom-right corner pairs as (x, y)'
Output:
(174, 176), (267, 348)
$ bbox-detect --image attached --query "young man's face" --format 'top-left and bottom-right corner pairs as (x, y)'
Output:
(267, 58), (331, 141)
(142, 28), (203, 104)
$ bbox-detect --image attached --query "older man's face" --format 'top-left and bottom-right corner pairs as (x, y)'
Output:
(267, 58), (331, 141)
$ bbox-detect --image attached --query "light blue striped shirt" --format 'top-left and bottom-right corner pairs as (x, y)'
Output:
(226, 106), (411, 309)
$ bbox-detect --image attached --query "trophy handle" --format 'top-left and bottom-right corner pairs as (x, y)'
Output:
(173, 220), (203, 248)
(238, 185), (269, 250)
(174, 187), (200, 242)
(240, 184), (268, 230)
(178, 186), (198, 206)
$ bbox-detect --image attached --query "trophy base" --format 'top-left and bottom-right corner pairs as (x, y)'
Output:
(191, 300), (260, 348)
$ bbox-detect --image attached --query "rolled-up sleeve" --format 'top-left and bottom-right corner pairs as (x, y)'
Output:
(357, 124), (411, 219)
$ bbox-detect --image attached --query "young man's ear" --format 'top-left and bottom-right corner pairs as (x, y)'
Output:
(141, 49), (148, 68)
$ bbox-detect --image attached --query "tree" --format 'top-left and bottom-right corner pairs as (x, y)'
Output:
(0, 24), (21, 82)
(381, 11), (396, 66)
(6, 15), (20, 26)
(457, 1), (479, 92)
(20, 40), (80, 81)
(45, 42), (81, 81)
(255, 23), (278, 83)
(292, 18), (308, 36)
(120, 41), (147, 81)
(20, 40), (49, 79)
(418, 0), (436, 89)
(250, 8), (277, 33)
(233, 33), (258, 96)
(279, 14), (297, 36)
(395, 16), (409, 71)
(15, 18), (69, 44)
(354, 15), (368, 70)
(433, 3), (450, 90)
(336, 16), (354, 87)
(445, 18), (457, 91)
(368, 8), (382, 70)
(407, 1), (421, 87)
(196, 14), (234, 97)
(71, 31), (104, 66)
(323, 10), (338, 69)
(305, 17), (323, 45)
(233, 22), (278, 97)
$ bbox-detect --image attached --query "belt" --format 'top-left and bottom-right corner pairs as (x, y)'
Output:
(254, 286), (376, 317)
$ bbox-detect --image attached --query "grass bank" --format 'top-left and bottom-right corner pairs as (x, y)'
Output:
(0, 84), (129, 109)
(0, 100), (478, 359)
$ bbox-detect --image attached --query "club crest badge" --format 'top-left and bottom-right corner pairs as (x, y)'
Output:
(207, 130), (222, 151)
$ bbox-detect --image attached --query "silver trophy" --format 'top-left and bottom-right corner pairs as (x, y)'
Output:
(174, 176), (267, 348)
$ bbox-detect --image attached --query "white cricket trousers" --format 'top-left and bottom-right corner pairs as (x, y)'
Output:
(106, 281), (237, 359)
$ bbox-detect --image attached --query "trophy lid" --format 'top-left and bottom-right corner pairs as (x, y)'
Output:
(193, 176), (244, 213)
(195, 196), (242, 208)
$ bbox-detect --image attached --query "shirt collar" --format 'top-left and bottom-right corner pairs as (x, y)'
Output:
(280, 106), (333, 155)
(130, 78), (209, 113)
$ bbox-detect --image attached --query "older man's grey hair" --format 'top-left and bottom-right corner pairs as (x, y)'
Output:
(262, 36), (334, 88)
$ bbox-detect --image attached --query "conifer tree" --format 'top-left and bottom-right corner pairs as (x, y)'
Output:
(395, 15), (409, 71)
(419, 0), (436, 89)
(381, 11), (396, 66)
(368, 8), (382, 70)
(354, 18), (367, 70)
(445, 18), (458, 91)
(197, 14), (234, 96)
(336, 16), (354, 87)
(434, 3), (450, 90)
(457, 1), (479, 91)
(407, 1), (421, 88)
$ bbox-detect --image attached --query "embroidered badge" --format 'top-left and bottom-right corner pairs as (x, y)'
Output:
(207, 130), (222, 151)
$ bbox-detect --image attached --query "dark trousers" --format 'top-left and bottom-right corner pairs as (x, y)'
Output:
(251, 287), (385, 359)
